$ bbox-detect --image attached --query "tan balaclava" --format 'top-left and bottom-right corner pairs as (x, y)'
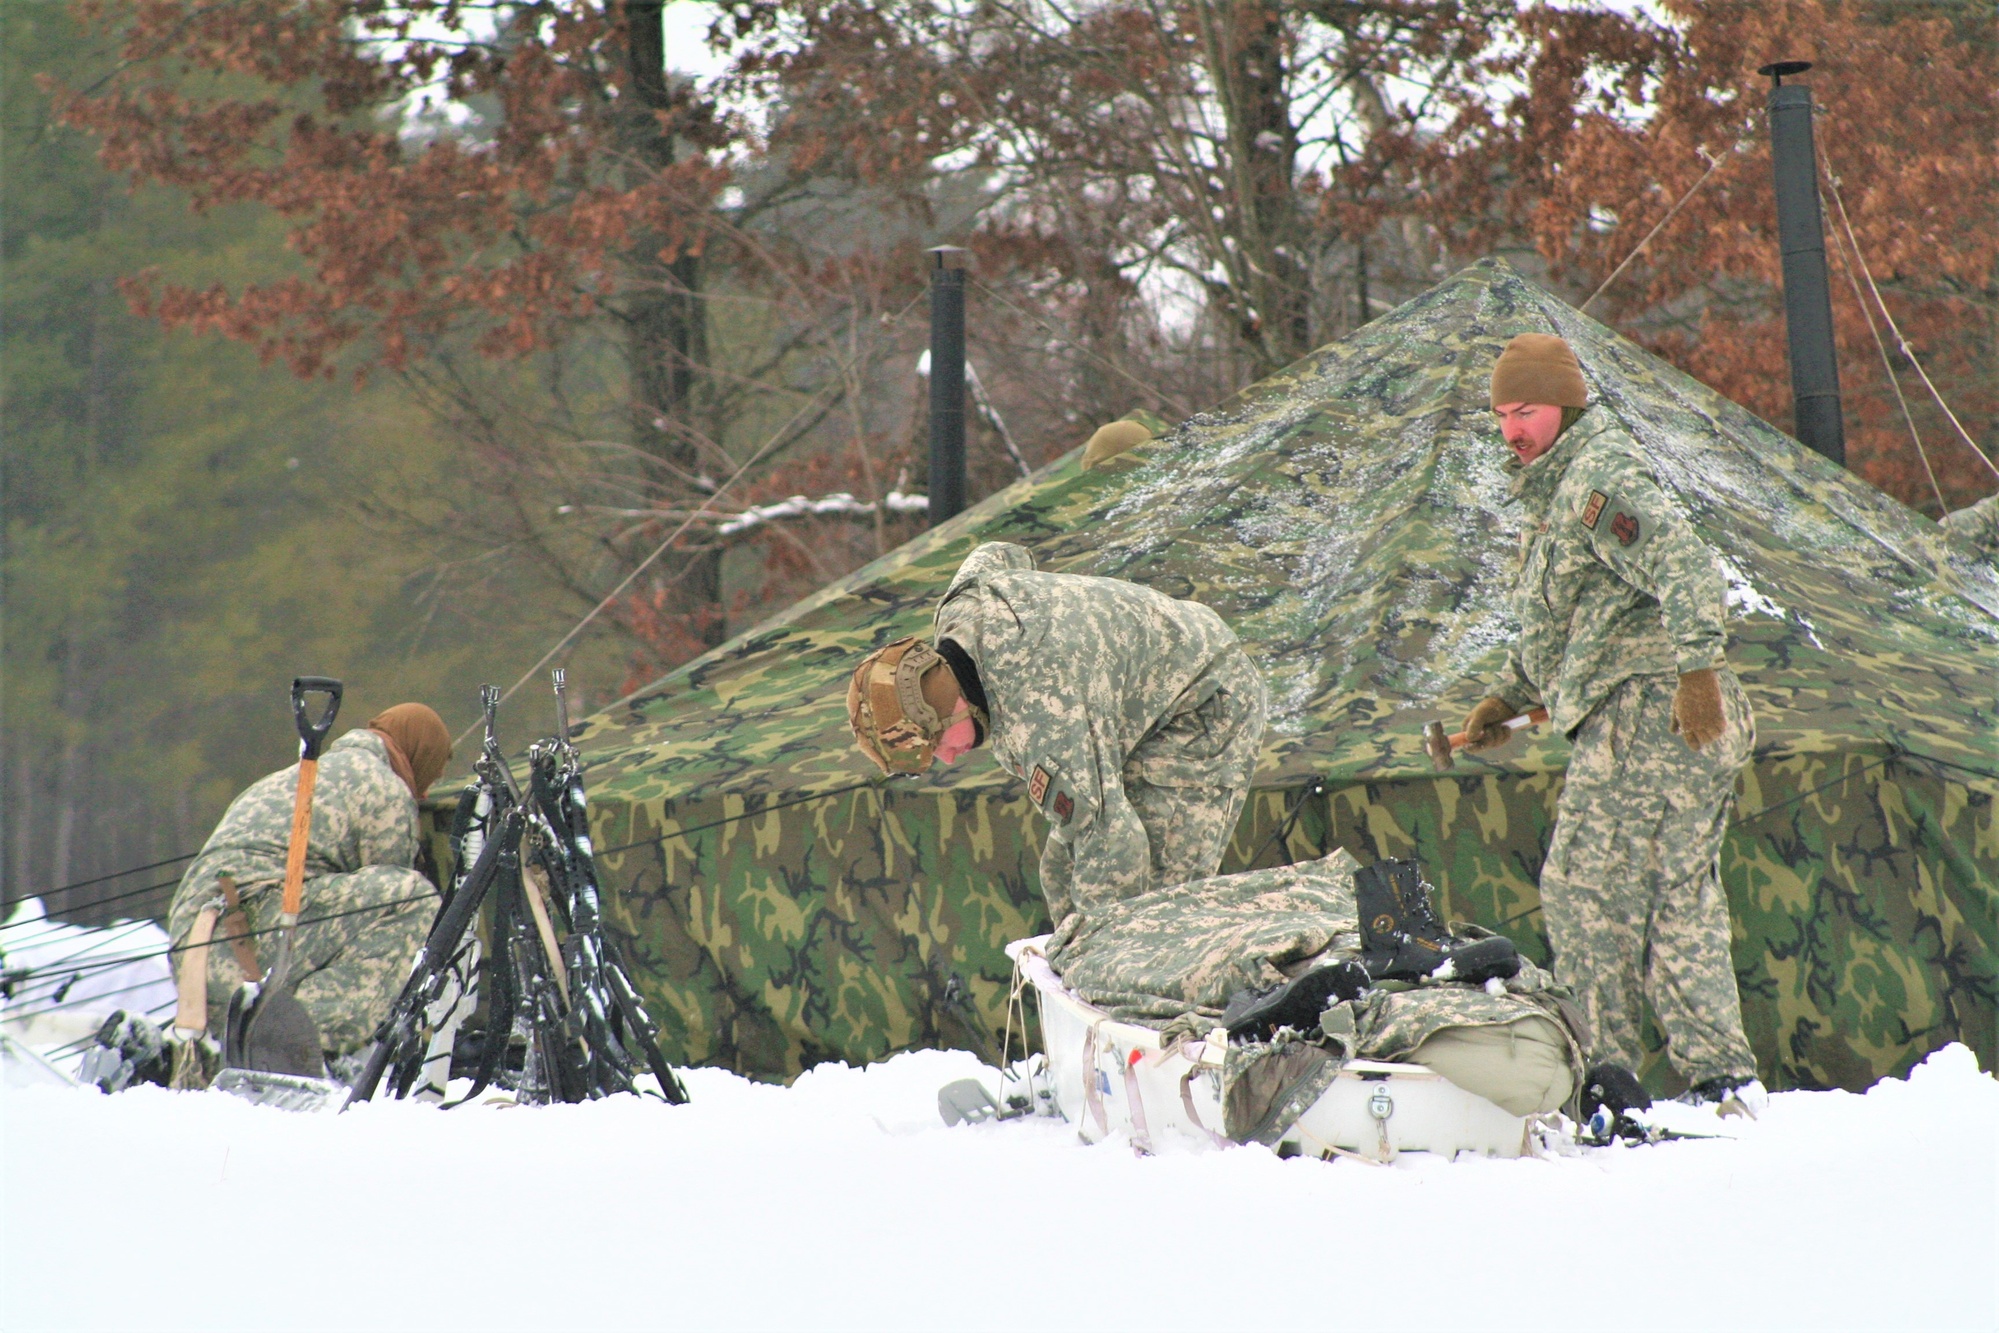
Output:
(1489, 333), (1588, 411)
(368, 703), (453, 799)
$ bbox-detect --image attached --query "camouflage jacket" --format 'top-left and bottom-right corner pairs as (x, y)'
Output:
(1495, 410), (1730, 735)
(934, 541), (1246, 887)
(1942, 494), (1999, 561)
(175, 729), (419, 905)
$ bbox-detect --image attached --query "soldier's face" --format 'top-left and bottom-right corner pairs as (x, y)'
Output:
(1493, 402), (1563, 464)
(931, 705), (980, 765)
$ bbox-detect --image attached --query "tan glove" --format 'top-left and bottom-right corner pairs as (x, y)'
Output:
(1461, 696), (1518, 752)
(1672, 668), (1727, 751)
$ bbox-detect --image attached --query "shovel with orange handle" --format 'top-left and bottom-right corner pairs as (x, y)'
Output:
(229, 677), (343, 1078)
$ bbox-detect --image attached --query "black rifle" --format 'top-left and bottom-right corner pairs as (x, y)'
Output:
(521, 669), (687, 1104)
(345, 678), (686, 1108)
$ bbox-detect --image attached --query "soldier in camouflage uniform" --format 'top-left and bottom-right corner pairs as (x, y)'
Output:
(1464, 334), (1765, 1109)
(167, 704), (451, 1057)
(849, 540), (1266, 931)
(1941, 493), (1999, 562)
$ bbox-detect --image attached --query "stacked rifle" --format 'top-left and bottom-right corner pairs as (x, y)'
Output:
(346, 673), (688, 1108)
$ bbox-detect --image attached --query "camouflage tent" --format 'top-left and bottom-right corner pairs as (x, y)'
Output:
(575, 257), (1998, 1093)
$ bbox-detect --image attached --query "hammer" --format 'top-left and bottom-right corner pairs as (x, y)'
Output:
(1423, 706), (1550, 771)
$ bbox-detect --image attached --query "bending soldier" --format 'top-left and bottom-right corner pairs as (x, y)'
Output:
(166, 703), (452, 1062)
(847, 541), (1267, 932)
(1464, 334), (1767, 1113)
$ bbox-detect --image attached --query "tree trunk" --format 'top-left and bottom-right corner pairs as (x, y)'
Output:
(1207, 2), (1311, 374)
(622, 1), (722, 648)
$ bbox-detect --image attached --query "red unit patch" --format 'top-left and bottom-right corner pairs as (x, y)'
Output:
(1051, 791), (1074, 824)
(1610, 511), (1641, 547)
(1580, 490), (1607, 530)
(1028, 765), (1050, 805)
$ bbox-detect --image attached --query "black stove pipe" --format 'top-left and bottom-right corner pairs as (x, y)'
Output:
(1760, 61), (1845, 467)
(927, 246), (969, 525)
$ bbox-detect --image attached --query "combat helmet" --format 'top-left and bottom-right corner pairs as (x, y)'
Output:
(847, 636), (955, 774)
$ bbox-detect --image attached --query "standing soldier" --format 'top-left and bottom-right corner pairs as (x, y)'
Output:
(166, 703), (453, 1065)
(847, 541), (1267, 932)
(1463, 333), (1767, 1114)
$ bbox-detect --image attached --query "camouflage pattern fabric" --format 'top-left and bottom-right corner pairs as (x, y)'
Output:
(168, 730), (438, 1055)
(934, 541), (1267, 928)
(562, 258), (1994, 1090)
(1539, 670), (1759, 1083)
(1494, 409), (1730, 733)
(1942, 494), (1999, 561)
(1043, 848), (1361, 1022)
(1215, 939), (1584, 1142)
(1349, 975), (1583, 1070)
(1223, 1036), (1340, 1144)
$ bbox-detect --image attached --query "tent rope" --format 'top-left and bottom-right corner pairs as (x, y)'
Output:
(0, 890), (438, 990)
(970, 278), (1192, 418)
(1817, 152), (1948, 514)
(0, 876), (182, 939)
(454, 290), (931, 750)
(1817, 148), (1999, 488)
(1581, 134), (1750, 315)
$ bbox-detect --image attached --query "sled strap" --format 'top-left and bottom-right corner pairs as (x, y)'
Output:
(1179, 1065), (1230, 1149)
(1120, 1049), (1155, 1156)
(173, 907), (220, 1035)
(218, 875), (264, 983)
(1080, 1025), (1110, 1137)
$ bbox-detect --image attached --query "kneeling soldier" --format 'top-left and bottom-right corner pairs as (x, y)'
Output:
(166, 703), (452, 1064)
(848, 541), (1267, 932)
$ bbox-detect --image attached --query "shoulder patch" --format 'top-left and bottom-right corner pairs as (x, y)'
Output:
(1607, 509), (1646, 549)
(1051, 791), (1074, 824)
(1027, 765), (1051, 806)
(1580, 490), (1607, 530)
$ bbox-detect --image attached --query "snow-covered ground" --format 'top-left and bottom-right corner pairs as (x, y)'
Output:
(3, 1045), (1994, 1333)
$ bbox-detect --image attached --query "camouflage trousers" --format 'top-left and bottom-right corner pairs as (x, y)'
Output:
(168, 867), (437, 1057)
(1540, 669), (1757, 1086)
(1039, 778), (1254, 923)
(1039, 648), (1267, 925)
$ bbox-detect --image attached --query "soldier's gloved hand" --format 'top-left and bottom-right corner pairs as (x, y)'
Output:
(1461, 696), (1517, 752)
(1672, 668), (1726, 750)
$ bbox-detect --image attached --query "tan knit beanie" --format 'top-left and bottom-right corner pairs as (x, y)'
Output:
(1080, 420), (1153, 471)
(1490, 333), (1588, 409)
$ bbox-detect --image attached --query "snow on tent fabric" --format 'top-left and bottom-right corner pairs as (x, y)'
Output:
(557, 257), (1996, 1093)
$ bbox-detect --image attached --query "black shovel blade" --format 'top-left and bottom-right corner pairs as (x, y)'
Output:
(233, 982), (327, 1079)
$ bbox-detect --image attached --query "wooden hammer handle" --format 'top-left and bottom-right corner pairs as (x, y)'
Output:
(1452, 705), (1550, 748)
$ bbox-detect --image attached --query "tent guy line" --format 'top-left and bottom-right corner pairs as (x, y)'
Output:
(457, 289), (934, 751)
(0, 892), (439, 990)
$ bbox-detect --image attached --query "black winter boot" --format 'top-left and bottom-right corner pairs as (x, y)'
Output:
(1580, 1061), (1652, 1142)
(1221, 960), (1370, 1044)
(1355, 858), (1521, 985)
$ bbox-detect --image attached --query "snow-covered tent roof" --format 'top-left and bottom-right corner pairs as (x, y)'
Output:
(574, 257), (1998, 1091)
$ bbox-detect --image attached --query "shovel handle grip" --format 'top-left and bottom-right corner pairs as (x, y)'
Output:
(281, 677), (341, 919)
(291, 677), (343, 761)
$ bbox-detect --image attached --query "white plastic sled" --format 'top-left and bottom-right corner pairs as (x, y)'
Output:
(1007, 936), (1537, 1161)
